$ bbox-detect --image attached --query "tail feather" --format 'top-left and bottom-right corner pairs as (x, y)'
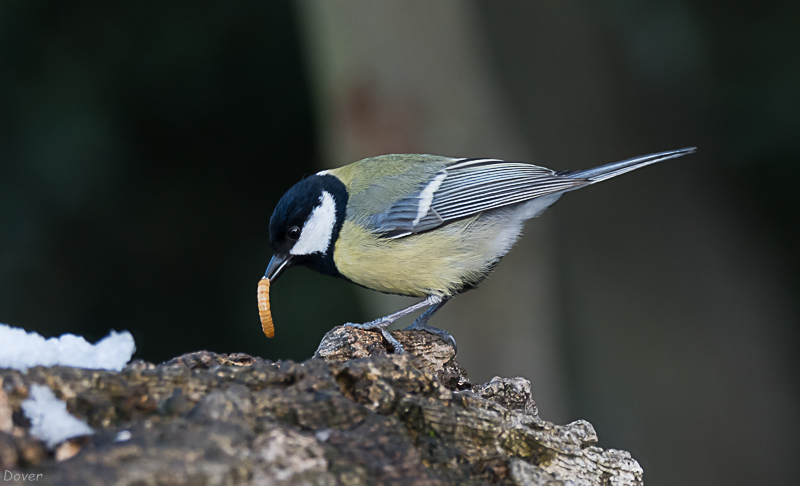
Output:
(563, 147), (696, 182)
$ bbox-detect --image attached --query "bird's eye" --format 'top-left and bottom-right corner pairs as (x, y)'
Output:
(287, 226), (301, 241)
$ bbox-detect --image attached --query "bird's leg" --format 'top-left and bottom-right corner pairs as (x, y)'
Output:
(344, 295), (443, 353)
(404, 298), (457, 353)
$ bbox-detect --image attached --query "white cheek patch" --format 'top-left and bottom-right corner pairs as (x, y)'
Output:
(291, 191), (337, 256)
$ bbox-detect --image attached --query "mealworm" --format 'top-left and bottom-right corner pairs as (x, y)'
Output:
(257, 278), (274, 338)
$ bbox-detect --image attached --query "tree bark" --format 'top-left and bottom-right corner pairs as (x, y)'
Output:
(0, 329), (643, 485)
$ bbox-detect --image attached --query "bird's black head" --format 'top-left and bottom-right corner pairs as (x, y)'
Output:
(265, 173), (348, 280)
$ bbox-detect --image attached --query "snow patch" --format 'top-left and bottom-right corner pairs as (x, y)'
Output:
(0, 324), (135, 371)
(21, 384), (93, 448)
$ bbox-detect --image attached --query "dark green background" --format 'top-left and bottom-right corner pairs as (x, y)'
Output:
(3, 0), (796, 364)
(0, 1), (360, 361)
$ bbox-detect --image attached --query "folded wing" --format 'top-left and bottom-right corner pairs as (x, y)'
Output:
(371, 158), (589, 238)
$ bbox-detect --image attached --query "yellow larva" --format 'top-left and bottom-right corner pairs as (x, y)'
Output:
(257, 278), (274, 338)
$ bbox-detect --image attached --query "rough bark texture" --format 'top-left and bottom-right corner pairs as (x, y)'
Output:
(0, 328), (643, 485)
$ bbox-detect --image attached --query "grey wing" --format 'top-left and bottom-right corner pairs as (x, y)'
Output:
(370, 158), (589, 238)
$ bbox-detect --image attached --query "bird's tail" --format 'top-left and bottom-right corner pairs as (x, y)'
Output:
(561, 147), (696, 182)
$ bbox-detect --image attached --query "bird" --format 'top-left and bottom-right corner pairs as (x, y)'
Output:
(262, 147), (696, 353)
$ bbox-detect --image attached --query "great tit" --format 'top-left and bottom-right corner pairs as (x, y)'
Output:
(263, 147), (695, 353)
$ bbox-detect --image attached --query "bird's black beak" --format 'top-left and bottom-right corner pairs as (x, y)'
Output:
(265, 253), (293, 282)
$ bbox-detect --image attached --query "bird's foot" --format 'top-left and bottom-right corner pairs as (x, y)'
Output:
(343, 321), (405, 354)
(404, 320), (457, 354)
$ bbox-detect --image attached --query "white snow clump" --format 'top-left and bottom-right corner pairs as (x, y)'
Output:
(21, 384), (94, 448)
(0, 324), (135, 371)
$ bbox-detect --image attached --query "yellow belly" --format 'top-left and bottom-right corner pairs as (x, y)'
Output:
(333, 217), (518, 297)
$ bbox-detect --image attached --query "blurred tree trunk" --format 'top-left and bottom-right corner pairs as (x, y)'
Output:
(477, 2), (800, 486)
(296, 0), (570, 421)
(296, 2), (800, 485)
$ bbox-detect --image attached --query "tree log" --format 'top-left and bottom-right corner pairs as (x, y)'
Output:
(0, 328), (643, 485)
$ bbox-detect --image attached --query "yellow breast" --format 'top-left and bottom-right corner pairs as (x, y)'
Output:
(333, 217), (514, 298)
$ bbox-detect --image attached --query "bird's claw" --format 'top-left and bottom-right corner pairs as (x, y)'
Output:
(442, 334), (457, 354)
(342, 322), (404, 354)
(403, 322), (457, 355)
(381, 328), (404, 354)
